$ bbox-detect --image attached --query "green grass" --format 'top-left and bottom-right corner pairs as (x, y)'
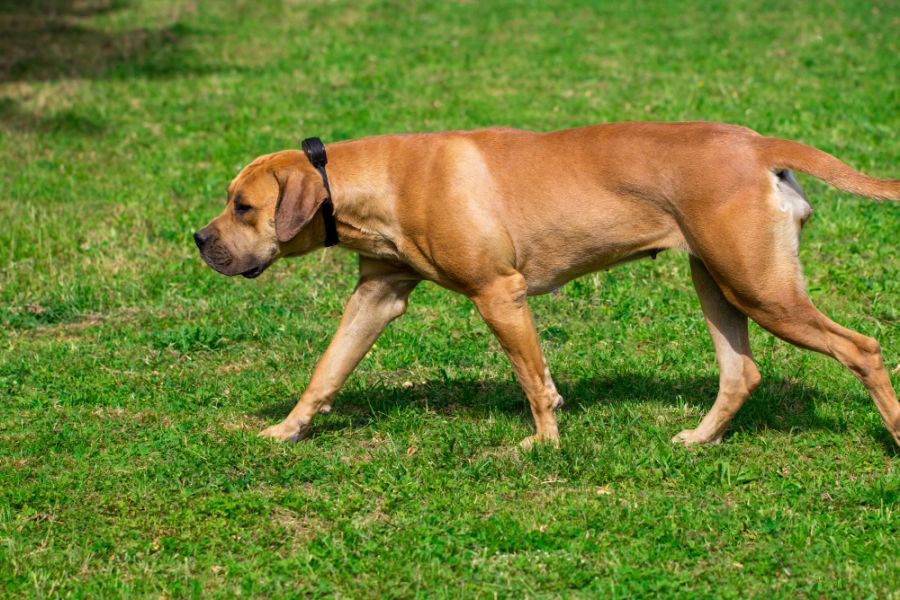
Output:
(1, 0), (898, 596)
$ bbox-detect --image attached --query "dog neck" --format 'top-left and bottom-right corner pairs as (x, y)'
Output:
(323, 138), (407, 262)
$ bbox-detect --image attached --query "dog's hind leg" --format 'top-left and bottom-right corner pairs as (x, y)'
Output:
(685, 188), (900, 447)
(672, 257), (761, 445)
(729, 288), (900, 447)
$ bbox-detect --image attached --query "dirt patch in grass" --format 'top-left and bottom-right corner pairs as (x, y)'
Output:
(271, 505), (330, 549)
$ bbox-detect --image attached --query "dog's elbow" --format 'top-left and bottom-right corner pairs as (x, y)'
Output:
(356, 280), (411, 322)
(383, 295), (410, 321)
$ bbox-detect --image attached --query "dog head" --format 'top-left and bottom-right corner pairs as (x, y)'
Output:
(194, 150), (328, 278)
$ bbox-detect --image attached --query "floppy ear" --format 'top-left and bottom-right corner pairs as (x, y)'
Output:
(274, 169), (326, 243)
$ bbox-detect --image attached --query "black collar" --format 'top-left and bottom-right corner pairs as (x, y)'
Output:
(301, 137), (339, 247)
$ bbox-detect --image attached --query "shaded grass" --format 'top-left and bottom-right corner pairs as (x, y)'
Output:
(1, 0), (898, 597)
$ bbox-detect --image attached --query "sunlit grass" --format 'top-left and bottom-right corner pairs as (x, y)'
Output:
(1, 0), (897, 596)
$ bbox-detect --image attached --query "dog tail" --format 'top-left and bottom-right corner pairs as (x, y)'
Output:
(756, 137), (900, 200)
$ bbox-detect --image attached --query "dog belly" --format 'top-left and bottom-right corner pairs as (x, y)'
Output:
(521, 247), (672, 295)
(514, 206), (687, 295)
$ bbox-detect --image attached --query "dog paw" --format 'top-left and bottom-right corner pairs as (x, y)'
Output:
(258, 421), (307, 442)
(671, 428), (722, 446)
(519, 433), (560, 450)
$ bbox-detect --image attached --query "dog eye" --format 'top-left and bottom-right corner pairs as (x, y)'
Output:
(234, 202), (252, 215)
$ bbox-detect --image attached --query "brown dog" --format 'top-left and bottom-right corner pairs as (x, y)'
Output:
(194, 121), (900, 448)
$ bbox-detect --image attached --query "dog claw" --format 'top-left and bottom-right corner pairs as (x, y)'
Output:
(671, 428), (722, 446)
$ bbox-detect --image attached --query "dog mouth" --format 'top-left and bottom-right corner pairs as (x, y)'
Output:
(200, 250), (269, 279)
(240, 264), (267, 279)
(197, 236), (274, 279)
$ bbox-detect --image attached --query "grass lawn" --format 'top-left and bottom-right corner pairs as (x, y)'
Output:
(1, 0), (898, 596)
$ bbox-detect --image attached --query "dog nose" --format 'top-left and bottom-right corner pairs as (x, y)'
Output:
(194, 229), (210, 249)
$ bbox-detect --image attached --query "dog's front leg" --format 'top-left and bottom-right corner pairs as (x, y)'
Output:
(471, 274), (564, 448)
(259, 259), (419, 442)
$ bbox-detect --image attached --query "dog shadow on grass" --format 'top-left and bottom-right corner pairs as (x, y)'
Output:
(254, 372), (895, 448)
